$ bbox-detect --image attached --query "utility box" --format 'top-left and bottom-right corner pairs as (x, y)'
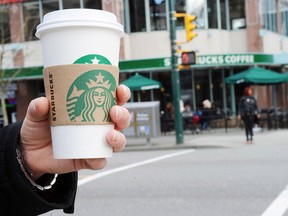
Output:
(123, 101), (161, 138)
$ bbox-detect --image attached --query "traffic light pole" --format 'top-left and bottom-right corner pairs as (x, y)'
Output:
(168, 0), (183, 144)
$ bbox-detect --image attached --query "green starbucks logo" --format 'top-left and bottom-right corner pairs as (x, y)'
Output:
(66, 69), (116, 123)
(74, 54), (112, 65)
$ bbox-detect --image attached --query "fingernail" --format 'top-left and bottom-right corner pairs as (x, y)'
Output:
(112, 131), (119, 142)
(115, 106), (120, 119)
(122, 85), (130, 97)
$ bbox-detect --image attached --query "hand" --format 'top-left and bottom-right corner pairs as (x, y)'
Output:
(20, 84), (131, 180)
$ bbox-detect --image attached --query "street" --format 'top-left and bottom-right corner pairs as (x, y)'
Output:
(43, 130), (288, 216)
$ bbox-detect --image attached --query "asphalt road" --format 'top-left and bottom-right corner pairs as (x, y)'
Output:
(43, 138), (288, 216)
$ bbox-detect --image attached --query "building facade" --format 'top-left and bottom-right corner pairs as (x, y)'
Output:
(0, 0), (288, 124)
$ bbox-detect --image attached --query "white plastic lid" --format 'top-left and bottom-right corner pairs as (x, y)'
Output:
(36, 9), (124, 38)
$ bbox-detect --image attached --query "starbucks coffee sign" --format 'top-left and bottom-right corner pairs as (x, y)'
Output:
(197, 54), (254, 65)
(196, 54), (274, 66)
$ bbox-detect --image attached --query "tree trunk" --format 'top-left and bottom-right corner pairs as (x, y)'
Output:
(1, 96), (8, 126)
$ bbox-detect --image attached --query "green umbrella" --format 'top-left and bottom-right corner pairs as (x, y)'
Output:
(121, 73), (161, 91)
(225, 67), (288, 84)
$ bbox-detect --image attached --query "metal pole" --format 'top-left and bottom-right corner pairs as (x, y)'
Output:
(192, 69), (196, 111)
(221, 69), (228, 133)
(168, 0), (183, 144)
(209, 69), (213, 102)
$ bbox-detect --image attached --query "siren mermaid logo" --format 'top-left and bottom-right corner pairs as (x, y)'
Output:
(66, 70), (116, 123)
(65, 54), (115, 123)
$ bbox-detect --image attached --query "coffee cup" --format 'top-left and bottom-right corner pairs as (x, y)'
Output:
(36, 9), (124, 159)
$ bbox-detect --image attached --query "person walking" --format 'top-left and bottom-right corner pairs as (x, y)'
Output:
(238, 86), (260, 144)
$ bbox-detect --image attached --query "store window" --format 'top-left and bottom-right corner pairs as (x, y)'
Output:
(0, 5), (11, 44)
(150, 0), (167, 30)
(180, 70), (193, 107)
(194, 69), (210, 109)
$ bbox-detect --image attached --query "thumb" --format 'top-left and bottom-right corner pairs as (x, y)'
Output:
(26, 97), (50, 122)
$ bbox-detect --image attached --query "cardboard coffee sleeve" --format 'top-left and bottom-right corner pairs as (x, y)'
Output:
(43, 64), (119, 126)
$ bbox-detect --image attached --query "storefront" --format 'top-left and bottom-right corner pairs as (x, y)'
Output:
(119, 53), (288, 116)
(3, 52), (288, 123)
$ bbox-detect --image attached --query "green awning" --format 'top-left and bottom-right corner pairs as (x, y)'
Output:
(121, 73), (161, 91)
(3, 66), (43, 80)
(225, 67), (288, 84)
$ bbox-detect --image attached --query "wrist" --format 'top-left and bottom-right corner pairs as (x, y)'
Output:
(18, 146), (44, 181)
(16, 146), (58, 191)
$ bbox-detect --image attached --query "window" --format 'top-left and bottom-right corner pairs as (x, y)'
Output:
(207, 0), (218, 29)
(42, 0), (59, 16)
(220, 0), (227, 29)
(83, 0), (102, 9)
(262, 0), (277, 33)
(150, 0), (167, 30)
(175, 0), (185, 28)
(129, 0), (146, 32)
(186, 0), (205, 29)
(229, 0), (246, 30)
(280, 0), (288, 36)
(0, 5), (11, 44)
(127, 0), (168, 32)
(63, 0), (80, 9)
(21, 0), (102, 42)
(22, 2), (40, 41)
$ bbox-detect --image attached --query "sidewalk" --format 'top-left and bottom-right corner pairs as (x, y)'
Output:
(124, 127), (288, 151)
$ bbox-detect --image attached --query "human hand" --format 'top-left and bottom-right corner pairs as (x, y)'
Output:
(20, 84), (131, 180)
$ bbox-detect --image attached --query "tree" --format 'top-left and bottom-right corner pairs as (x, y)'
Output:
(0, 4), (22, 126)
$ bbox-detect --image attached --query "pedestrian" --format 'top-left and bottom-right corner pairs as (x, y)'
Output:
(201, 99), (213, 130)
(237, 86), (260, 144)
(0, 84), (131, 215)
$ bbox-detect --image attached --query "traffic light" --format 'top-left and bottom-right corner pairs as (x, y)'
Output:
(184, 14), (197, 42)
(181, 51), (196, 65)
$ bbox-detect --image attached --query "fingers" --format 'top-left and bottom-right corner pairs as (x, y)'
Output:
(26, 97), (49, 122)
(117, 84), (131, 106)
(80, 158), (107, 170)
(107, 130), (126, 152)
(110, 105), (130, 131)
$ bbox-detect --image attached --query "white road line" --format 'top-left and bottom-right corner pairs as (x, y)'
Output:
(261, 185), (288, 216)
(78, 149), (195, 186)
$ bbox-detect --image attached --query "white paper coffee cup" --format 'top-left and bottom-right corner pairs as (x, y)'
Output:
(36, 9), (124, 159)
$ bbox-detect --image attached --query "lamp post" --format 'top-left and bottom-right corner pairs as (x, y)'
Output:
(168, 0), (183, 144)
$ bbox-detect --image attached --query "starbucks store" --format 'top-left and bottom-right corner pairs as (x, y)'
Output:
(4, 52), (288, 125)
(119, 53), (288, 119)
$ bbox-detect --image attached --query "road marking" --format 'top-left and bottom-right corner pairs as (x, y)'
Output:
(78, 149), (195, 186)
(261, 185), (288, 216)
